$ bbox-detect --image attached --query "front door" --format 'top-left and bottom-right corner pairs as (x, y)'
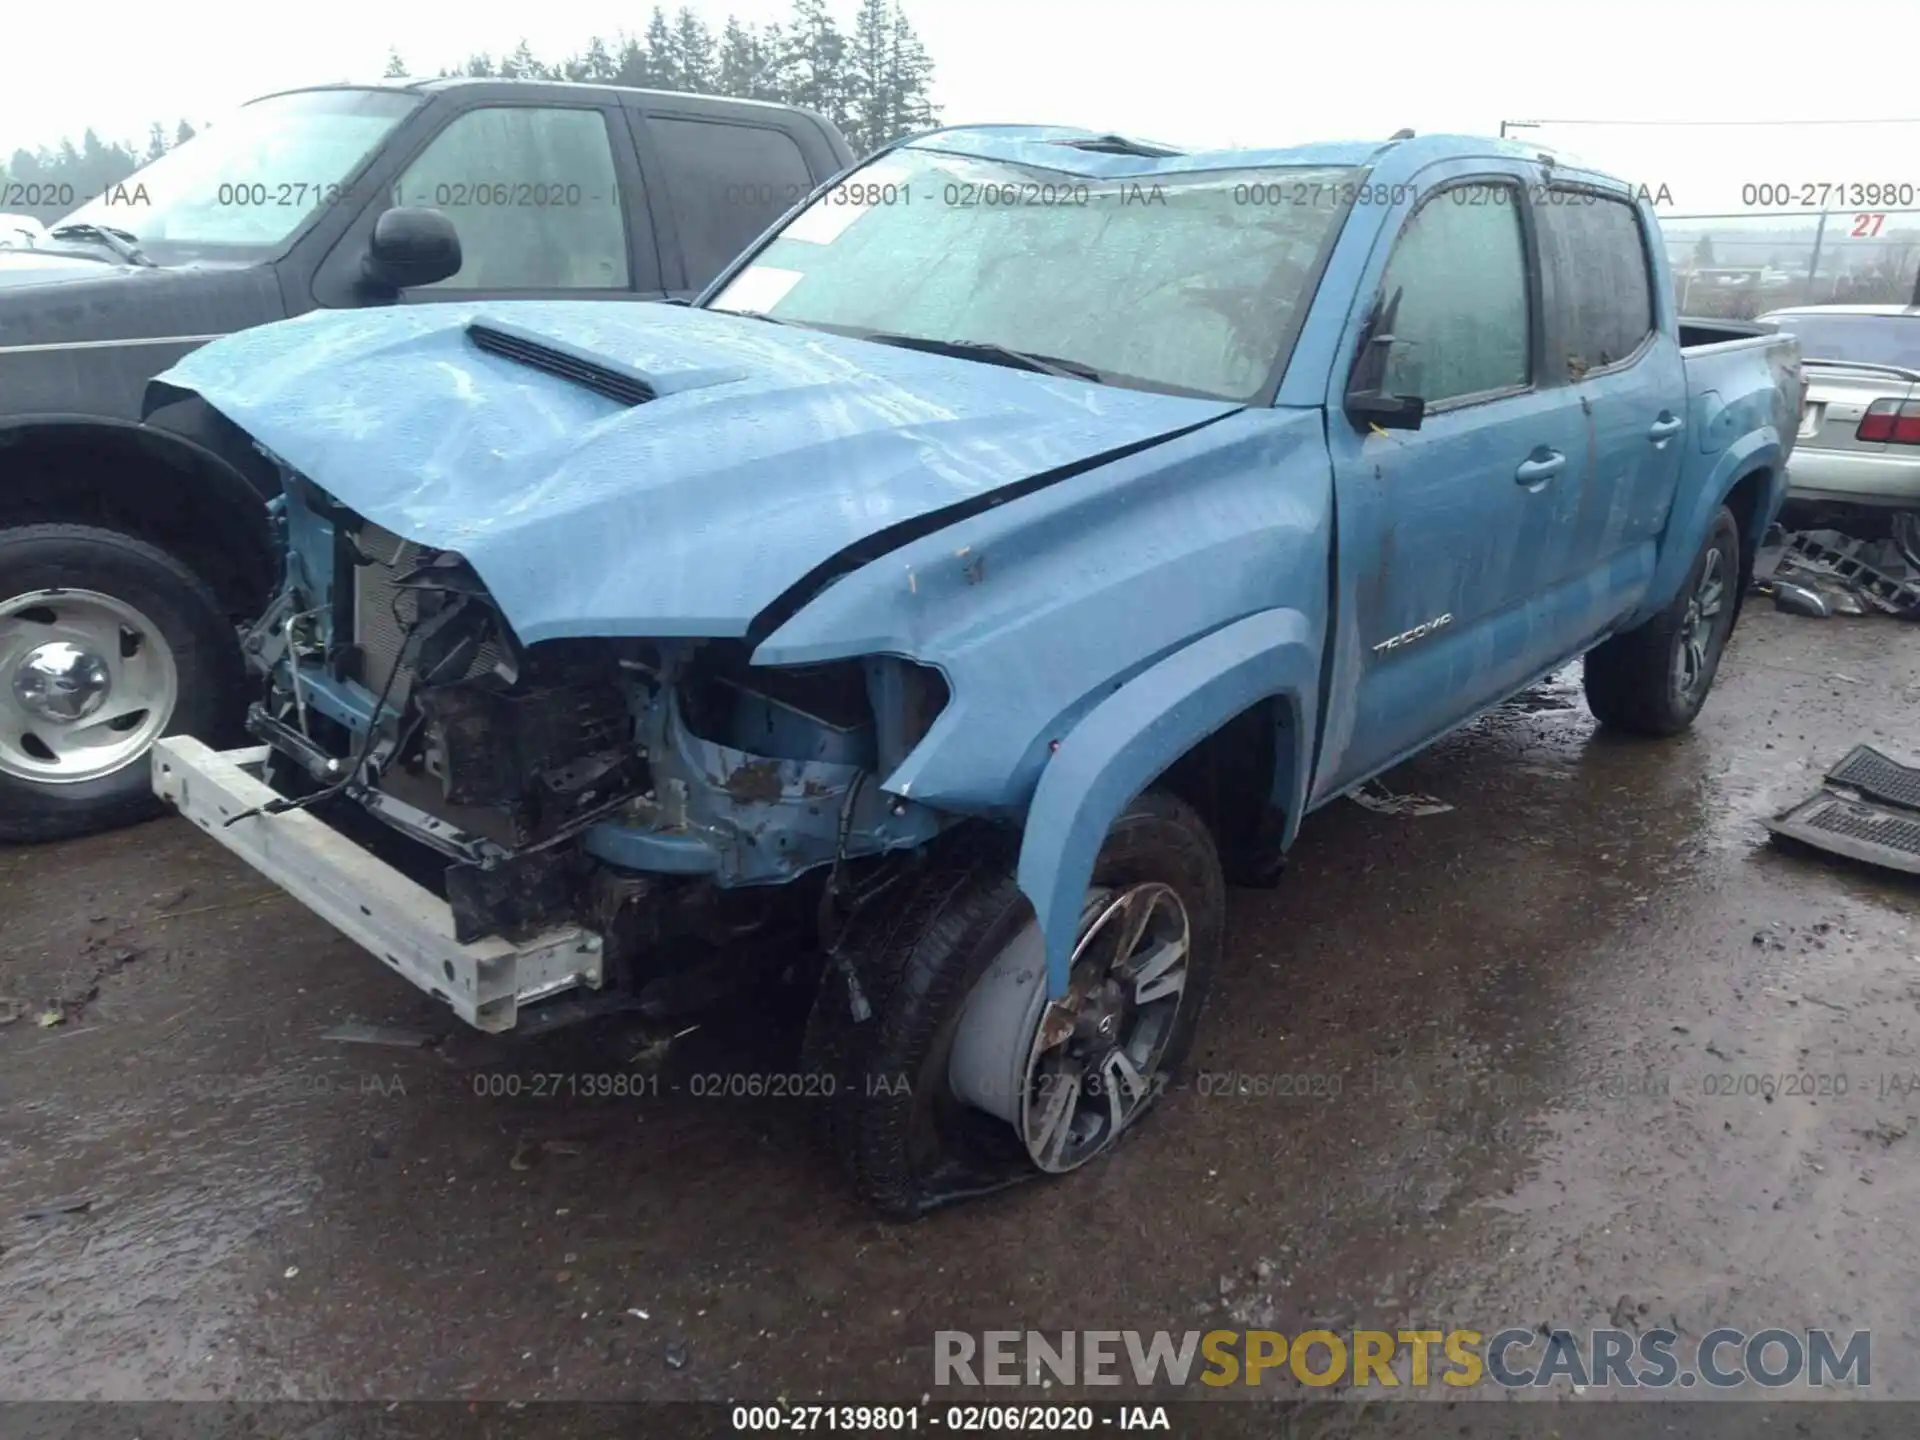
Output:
(1313, 175), (1586, 800)
(306, 99), (665, 309)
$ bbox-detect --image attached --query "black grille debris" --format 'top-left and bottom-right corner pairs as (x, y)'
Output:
(1767, 744), (1920, 876)
(1829, 743), (1920, 811)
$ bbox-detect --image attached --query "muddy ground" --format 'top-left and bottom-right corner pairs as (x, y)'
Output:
(3, 606), (1920, 1416)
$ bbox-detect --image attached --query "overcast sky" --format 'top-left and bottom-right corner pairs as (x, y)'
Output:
(9, 0), (1920, 215)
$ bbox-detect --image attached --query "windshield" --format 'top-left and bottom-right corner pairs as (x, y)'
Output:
(1762, 312), (1920, 370)
(56, 88), (420, 257)
(706, 147), (1360, 401)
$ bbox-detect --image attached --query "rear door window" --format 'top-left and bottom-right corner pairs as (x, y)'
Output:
(647, 117), (816, 287)
(1536, 191), (1655, 377)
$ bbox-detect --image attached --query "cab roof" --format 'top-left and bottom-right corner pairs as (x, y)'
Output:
(253, 76), (821, 117)
(897, 124), (1614, 181)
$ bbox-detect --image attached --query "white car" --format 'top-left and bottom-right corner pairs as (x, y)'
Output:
(1757, 304), (1920, 563)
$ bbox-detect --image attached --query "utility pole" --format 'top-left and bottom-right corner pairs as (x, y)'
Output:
(1804, 210), (1829, 307)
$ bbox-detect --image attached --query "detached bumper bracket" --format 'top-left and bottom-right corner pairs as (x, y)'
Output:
(152, 735), (603, 1032)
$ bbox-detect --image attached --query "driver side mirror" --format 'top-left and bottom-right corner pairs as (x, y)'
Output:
(360, 207), (462, 294)
(1344, 284), (1426, 432)
(1346, 390), (1427, 430)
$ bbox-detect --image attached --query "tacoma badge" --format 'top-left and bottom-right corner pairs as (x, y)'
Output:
(1372, 613), (1453, 654)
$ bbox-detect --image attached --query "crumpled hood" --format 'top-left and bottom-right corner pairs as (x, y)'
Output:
(154, 300), (1239, 643)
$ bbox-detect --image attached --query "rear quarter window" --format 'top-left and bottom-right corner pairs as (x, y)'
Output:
(648, 116), (816, 287)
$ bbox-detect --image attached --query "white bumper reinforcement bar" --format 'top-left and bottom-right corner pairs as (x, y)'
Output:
(152, 736), (604, 1032)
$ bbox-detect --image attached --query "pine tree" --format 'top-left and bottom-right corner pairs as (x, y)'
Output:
(382, 46), (408, 78)
(669, 8), (718, 93)
(581, 35), (618, 81)
(502, 39), (545, 79)
(645, 8), (681, 90)
(779, 0), (850, 129)
(847, 0), (892, 154)
(144, 122), (169, 164)
(753, 22), (788, 100)
(887, 5), (937, 135)
(461, 52), (498, 77)
(716, 18), (756, 97)
(174, 120), (197, 147)
(613, 32), (654, 87)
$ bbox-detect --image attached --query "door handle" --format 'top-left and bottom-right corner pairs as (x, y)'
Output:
(1514, 450), (1565, 486)
(1648, 414), (1684, 442)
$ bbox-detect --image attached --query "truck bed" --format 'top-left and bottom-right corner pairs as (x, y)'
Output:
(1679, 317), (1777, 350)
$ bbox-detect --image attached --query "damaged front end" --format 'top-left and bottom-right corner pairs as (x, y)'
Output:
(218, 470), (951, 1030)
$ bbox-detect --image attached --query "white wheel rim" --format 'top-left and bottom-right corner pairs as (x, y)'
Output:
(0, 588), (179, 784)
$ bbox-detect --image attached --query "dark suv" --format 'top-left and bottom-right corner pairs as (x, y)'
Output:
(0, 78), (853, 841)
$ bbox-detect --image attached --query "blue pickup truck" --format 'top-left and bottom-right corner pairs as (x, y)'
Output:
(146, 127), (1800, 1215)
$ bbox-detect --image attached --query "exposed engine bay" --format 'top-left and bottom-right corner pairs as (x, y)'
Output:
(240, 472), (951, 1022)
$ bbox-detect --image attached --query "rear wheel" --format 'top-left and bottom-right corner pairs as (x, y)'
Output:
(802, 790), (1224, 1217)
(1584, 506), (1742, 737)
(0, 524), (241, 843)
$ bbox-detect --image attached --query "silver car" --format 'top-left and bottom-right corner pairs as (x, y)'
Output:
(1756, 304), (1920, 561)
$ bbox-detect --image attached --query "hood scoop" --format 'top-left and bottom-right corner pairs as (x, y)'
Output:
(467, 317), (657, 406)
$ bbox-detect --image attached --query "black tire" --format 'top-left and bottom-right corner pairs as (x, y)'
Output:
(1895, 510), (1920, 571)
(1583, 505), (1742, 737)
(0, 524), (242, 843)
(802, 790), (1225, 1218)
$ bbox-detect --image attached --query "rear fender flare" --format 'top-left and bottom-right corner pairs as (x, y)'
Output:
(1629, 427), (1784, 629)
(1015, 607), (1321, 995)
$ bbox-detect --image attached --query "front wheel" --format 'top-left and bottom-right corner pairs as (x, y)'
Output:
(801, 790), (1225, 1217)
(0, 524), (241, 843)
(1583, 505), (1742, 737)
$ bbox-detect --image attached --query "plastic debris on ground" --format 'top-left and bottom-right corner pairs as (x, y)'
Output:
(1349, 781), (1455, 817)
(1767, 744), (1920, 877)
(1754, 527), (1920, 619)
(22, 1195), (96, 1220)
(320, 1022), (434, 1048)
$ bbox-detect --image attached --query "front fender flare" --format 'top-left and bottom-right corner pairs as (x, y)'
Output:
(1016, 607), (1321, 995)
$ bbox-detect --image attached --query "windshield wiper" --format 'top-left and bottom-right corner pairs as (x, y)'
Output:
(859, 332), (1103, 382)
(46, 223), (154, 268)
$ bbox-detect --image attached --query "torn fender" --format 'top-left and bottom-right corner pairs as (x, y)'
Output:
(1016, 607), (1322, 995)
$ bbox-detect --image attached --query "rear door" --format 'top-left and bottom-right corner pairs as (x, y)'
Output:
(1314, 171), (1589, 798)
(1531, 185), (1680, 625)
(629, 108), (825, 298)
